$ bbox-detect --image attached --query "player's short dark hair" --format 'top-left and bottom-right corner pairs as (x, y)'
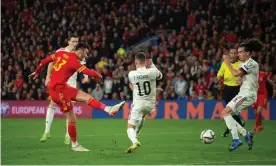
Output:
(135, 52), (146, 63)
(239, 38), (263, 52)
(68, 34), (79, 40)
(76, 42), (89, 50)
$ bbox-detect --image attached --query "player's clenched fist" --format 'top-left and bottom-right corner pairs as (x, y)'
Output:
(223, 54), (229, 61)
(223, 54), (231, 65)
(28, 72), (38, 79)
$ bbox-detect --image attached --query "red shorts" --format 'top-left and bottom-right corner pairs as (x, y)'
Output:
(253, 94), (267, 109)
(49, 84), (79, 113)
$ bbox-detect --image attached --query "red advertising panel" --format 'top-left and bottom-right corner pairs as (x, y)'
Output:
(1, 101), (91, 118)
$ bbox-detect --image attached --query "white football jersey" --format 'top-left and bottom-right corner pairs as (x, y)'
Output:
(128, 64), (162, 104)
(55, 47), (86, 88)
(239, 58), (259, 97)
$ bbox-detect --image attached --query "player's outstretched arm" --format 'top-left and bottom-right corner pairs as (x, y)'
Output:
(29, 55), (54, 79)
(79, 67), (102, 79)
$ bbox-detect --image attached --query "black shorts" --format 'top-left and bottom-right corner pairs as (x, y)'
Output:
(223, 85), (240, 104)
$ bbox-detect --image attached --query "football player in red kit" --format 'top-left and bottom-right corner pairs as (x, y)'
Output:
(252, 70), (276, 133)
(29, 42), (125, 151)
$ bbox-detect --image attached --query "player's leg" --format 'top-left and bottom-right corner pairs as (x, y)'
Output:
(231, 86), (245, 127)
(253, 95), (266, 133)
(222, 95), (254, 151)
(75, 90), (125, 116)
(255, 106), (264, 132)
(222, 86), (231, 137)
(64, 116), (70, 145)
(64, 110), (77, 146)
(40, 100), (57, 142)
(222, 114), (244, 137)
(125, 109), (142, 153)
(135, 107), (154, 137)
(222, 107), (244, 151)
(59, 87), (89, 152)
(232, 114), (244, 126)
(222, 86), (244, 137)
(64, 99), (76, 145)
(135, 116), (145, 137)
(63, 110), (88, 152)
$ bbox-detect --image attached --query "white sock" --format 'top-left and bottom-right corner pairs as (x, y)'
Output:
(236, 122), (247, 136)
(224, 115), (239, 139)
(65, 119), (69, 137)
(104, 106), (111, 113)
(45, 107), (56, 133)
(127, 128), (138, 144)
(135, 118), (145, 134)
(71, 141), (79, 148)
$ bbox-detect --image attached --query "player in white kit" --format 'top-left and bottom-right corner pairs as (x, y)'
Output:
(221, 39), (262, 151)
(40, 35), (89, 144)
(125, 52), (163, 153)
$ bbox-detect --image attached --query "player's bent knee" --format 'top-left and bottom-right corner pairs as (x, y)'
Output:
(76, 90), (91, 102)
(127, 121), (137, 128)
(257, 106), (264, 113)
(221, 107), (233, 118)
(65, 111), (76, 122)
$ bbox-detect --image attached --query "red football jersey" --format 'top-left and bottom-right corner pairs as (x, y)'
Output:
(35, 51), (102, 89)
(258, 71), (271, 96)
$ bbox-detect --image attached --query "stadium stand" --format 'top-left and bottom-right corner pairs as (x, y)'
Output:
(1, 0), (276, 100)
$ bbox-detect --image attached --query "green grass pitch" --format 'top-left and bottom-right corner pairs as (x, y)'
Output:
(2, 119), (276, 165)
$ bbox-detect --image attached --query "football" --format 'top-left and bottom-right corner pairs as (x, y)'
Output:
(200, 129), (215, 144)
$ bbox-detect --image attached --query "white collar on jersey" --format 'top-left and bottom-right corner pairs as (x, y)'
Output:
(65, 46), (71, 52)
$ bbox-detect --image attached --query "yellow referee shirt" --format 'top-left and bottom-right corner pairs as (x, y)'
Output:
(217, 61), (241, 86)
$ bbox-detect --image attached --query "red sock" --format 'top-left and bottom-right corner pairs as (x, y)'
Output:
(68, 122), (77, 142)
(87, 98), (106, 110)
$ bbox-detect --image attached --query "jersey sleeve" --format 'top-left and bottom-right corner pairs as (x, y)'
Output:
(148, 68), (163, 80)
(149, 63), (163, 80)
(239, 60), (256, 74)
(128, 71), (134, 83)
(34, 55), (55, 73)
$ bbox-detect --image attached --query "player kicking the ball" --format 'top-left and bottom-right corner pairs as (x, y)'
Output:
(221, 38), (262, 151)
(40, 34), (89, 144)
(30, 42), (125, 151)
(125, 52), (162, 153)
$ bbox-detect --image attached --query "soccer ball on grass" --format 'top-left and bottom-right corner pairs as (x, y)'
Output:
(200, 129), (215, 144)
